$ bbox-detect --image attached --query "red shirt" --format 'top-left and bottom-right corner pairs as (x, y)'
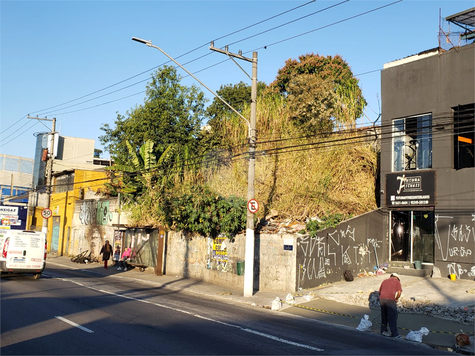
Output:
(379, 277), (402, 300)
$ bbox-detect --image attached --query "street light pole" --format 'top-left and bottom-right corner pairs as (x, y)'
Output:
(132, 37), (258, 297)
(207, 44), (258, 297)
(131, 37), (251, 134)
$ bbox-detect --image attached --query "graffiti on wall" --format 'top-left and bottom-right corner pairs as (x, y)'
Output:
(206, 236), (232, 272)
(79, 200), (113, 226)
(435, 213), (475, 279)
(298, 225), (381, 283)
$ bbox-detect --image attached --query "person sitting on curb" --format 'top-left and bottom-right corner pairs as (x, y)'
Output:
(379, 273), (403, 338)
(117, 247), (131, 271)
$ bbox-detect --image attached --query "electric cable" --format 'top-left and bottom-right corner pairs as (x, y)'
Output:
(4, 0), (410, 151)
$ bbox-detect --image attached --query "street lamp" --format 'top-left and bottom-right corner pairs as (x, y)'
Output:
(132, 37), (258, 297)
(131, 37), (251, 134)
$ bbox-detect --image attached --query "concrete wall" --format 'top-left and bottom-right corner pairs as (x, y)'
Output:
(164, 231), (297, 292)
(68, 198), (122, 257)
(296, 209), (387, 289)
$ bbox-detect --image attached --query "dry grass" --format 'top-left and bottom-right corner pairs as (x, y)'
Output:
(205, 94), (378, 222)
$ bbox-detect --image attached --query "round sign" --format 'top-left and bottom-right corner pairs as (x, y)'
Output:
(41, 208), (52, 219)
(247, 199), (259, 214)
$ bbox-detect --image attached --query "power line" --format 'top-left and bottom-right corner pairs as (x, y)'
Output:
(6, 1), (405, 148)
(29, 0), (319, 117)
(28, 1), (391, 118)
(250, 0), (404, 52)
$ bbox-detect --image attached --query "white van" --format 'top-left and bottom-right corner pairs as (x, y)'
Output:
(0, 230), (47, 279)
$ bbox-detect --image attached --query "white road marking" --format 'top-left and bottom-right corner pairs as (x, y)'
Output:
(58, 277), (324, 352)
(55, 316), (94, 333)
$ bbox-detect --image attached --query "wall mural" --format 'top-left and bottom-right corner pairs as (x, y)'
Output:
(79, 200), (113, 226)
(435, 213), (475, 279)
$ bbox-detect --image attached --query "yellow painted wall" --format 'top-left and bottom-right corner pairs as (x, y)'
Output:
(45, 169), (108, 255)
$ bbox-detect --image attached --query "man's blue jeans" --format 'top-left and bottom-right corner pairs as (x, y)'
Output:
(380, 298), (399, 336)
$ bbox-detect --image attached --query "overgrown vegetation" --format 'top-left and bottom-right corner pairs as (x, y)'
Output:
(100, 54), (379, 237)
(305, 213), (354, 237)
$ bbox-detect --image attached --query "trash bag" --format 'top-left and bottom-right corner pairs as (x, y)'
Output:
(303, 294), (313, 301)
(285, 293), (295, 305)
(356, 314), (372, 331)
(344, 270), (354, 281)
(271, 297), (282, 311)
(406, 327), (430, 342)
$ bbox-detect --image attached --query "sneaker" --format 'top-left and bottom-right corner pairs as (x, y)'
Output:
(117, 267), (122, 271)
(123, 267), (127, 271)
(382, 331), (391, 337)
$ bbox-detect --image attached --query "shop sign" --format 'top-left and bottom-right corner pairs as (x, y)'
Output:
(386, 170), (435, 208)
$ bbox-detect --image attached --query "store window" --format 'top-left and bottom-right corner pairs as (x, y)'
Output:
(412, 212), (434, 263)
(392, 114), (432, 172)
(454, 103), (474, 170)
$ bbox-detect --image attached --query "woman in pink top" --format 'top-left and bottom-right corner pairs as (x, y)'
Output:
(117, 247), (131, 271)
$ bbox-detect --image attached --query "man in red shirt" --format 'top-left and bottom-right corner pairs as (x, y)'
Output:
(379, 273), (402, 338)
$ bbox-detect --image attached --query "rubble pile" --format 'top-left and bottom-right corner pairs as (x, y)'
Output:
(258, 218), (307, 234)
(320, 292), (475, 326)
(398, 301), (475, 326)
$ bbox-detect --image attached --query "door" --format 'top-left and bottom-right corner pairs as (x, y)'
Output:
(51, 216), (61, 254)
(412, 211), (434, 263)
(155, 227), (165, 276)
(391, 211), (410, 261)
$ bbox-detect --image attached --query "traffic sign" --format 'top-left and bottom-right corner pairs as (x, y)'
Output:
(41, 208), (52, 219)
(247, 199), (259, 214)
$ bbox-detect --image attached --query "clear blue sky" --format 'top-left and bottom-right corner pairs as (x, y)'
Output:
(1, 0), (472, 160)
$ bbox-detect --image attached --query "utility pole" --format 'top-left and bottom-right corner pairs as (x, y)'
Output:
(131, 37), (258, 297)
(28, 115), (56, 233)
(209, 43), (258, 297)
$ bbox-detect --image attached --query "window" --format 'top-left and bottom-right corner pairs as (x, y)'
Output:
(392, 114), (432, 172)
(454, 103), (474, 169)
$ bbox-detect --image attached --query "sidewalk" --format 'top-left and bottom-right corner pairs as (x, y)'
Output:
(46, 254), (474, 354)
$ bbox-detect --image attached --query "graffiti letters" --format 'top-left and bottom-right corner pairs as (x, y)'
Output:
(79, 200), (113, 226)
(299, 225), (381, 282)
(435, 214), (475, 278)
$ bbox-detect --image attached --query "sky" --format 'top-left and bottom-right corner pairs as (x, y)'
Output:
(1, 0), (473, 160)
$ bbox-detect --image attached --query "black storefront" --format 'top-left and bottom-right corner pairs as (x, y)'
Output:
(386, 171), (435, 265)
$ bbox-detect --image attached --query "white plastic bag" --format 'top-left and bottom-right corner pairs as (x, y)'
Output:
(406, 327), (430, 342)
(285, 293), (295, 305)
(303, 294), (313, 301)
(356, 314), (372, 331)
(271, 297), (282, 311)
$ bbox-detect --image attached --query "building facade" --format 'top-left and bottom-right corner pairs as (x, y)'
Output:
(380, 28), (474, 279)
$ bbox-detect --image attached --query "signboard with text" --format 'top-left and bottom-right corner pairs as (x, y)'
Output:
(386, 170), (435, 208)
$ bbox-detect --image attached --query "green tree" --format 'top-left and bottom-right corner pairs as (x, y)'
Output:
(286, 74), (337, 134)
(99, 66), (207, 165)
(206, 81), (267, 120)
(200, 81), (267, 152)
(269, 53), (366, 130)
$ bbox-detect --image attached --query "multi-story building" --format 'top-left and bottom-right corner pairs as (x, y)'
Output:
(0, 154), (33, 230)
(28, 133), (112, 232)
(380, 8), (474, 279)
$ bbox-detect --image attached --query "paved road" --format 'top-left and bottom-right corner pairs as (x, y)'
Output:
(1, 265), (451, 355)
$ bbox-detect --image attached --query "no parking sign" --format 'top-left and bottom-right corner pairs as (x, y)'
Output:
(247, 199), (259, 214)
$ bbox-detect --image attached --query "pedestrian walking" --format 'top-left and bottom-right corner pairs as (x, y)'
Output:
(379, 273), (402, 338)
(117, 247), (131, 271)
(100, 240), (114, 269)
